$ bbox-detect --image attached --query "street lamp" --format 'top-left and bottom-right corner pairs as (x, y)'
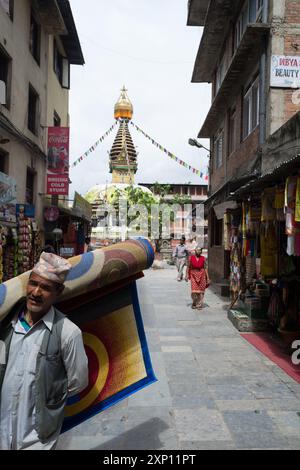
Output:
(188, 138), (211, 154)
(189, 138), (211, 194)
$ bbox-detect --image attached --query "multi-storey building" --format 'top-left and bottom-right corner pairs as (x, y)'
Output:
(0, 0), (84, 233)
(188, 0), (300, 285)
(141, 183), (208, 251)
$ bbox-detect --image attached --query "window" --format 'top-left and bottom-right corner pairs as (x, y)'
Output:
(173, 186), (181, 195)
(0, 46), (11, 108)
(29, 11), (41, 64)
(243, 77), (259, 140)
(53, 40), (70, 89)
(228, 108), (237, 155)
(26, 168), (35, 205)
(54, 111), (61, 127)
(54, 40), (63, 84)
(216, 55), (226, 92)
(0, 149), (8, 175)
(28, 85), (39, 135)
(214, 131), (224, 169)
(0, 0), (13, 19)
(234, 0), (263, 50)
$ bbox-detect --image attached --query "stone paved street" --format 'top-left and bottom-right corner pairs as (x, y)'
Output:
(57, 268), (300, 450)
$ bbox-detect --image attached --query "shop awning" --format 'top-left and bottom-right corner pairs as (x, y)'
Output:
(214, 201), (238, 220)
(230, 154), (300, 199)
(204, 174), (256, 214)
(58, 205), (91, 222)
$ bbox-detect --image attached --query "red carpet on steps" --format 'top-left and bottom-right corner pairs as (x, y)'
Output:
(241, 332), (300, 384)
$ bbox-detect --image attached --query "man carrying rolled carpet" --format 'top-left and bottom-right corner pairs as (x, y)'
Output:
(0, 252), (89, 450)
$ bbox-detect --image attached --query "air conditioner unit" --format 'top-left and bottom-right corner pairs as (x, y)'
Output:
(0, 81), (6, 105)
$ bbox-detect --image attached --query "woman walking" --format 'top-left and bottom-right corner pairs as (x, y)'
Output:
(186, 247), (210, 310)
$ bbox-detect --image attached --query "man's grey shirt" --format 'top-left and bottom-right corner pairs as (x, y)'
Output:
(0, 307), (88, 450)
(173, 244), (189, 259)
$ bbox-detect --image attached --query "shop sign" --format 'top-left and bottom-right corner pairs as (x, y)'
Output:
(44, 206), (60, 222)
(73, 191), (92, 221)
(271, 55), (300, 88)
(59, 247), (75, 258)
(0, 172), (17, 205)
(16, 204), (35, 218)
(47, 127), (70, 196)
(0, 204), (16, 223)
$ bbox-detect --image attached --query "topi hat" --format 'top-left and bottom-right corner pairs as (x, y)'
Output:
(32, 252), (72, 284)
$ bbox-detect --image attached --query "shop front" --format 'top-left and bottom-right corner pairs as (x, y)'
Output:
(44, 193), (92, 259)
(226, 156), (300, 346)
(0, 173), (43, 281)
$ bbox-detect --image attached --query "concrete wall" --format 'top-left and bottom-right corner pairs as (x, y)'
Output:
(262, 111), (300, 173)
(0, 0), (48, 147)
(208, 245), (225, 283)
(46, 36), (69, 127)
(0, 0), (48, 230)
(0, 0), (71, 231)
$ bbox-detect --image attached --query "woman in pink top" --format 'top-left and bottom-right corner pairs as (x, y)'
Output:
(186, 247), (210, 310)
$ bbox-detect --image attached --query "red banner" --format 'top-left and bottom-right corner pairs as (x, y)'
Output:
(47, 127), (70, 196)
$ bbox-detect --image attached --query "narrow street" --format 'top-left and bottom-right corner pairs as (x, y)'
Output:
(58, 267), (300, 450)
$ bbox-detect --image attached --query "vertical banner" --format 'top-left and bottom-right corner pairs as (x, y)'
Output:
(47, 127), (70, 196)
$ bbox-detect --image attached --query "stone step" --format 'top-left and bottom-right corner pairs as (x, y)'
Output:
(213, 282), (230, 298)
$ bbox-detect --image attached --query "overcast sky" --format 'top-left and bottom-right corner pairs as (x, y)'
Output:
(68, 0), (211, 197)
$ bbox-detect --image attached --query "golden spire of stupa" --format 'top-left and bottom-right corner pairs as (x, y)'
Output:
(114, 86), (133, 120)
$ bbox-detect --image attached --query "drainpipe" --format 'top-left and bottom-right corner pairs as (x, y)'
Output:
(259, 0), (269, 148)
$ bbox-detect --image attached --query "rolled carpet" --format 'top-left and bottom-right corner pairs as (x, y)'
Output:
(0, 238), (154, 321)
(0, 238), (156, 432)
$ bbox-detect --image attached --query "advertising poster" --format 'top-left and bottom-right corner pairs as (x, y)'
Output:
(47, 127), (70, 196)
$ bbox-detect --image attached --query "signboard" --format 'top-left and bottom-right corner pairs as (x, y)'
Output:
(16, 204), (35, 218)
(73, 191), (92, 221)
(47, 127), (70, 196)
(44, 206), (60, 222)
(271, 55), (300, 88)
(0, 204), (16, 224)
(59, 247), (75, 258)
(0, 172), (17, 205)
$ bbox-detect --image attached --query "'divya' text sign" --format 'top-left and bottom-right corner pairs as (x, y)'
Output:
(271, 55), (300, 88)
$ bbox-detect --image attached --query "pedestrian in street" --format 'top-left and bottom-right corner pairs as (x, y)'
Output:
(187, 237), (197, 255)
(41, 244), (56, 255)
(85, 236), (93, 252)
(186, 246), (210, 310)
(173, 236), (189, 281)
(0, 252), (89, 450)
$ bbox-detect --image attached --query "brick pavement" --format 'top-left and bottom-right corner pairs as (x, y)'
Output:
(57, 268), (300, 450)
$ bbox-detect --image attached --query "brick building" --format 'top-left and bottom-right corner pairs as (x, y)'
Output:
(188, 0), (300, 285)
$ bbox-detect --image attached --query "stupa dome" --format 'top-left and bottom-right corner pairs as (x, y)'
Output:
(85, 183), (154, 205)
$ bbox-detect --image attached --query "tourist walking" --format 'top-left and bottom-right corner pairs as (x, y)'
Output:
(186, 247), (210, 309)
(173, 236), (189, 281)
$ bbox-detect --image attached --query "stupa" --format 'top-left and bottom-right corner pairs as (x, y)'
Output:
(85, 88), (154, 242)
(110, 87), (137, 184)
